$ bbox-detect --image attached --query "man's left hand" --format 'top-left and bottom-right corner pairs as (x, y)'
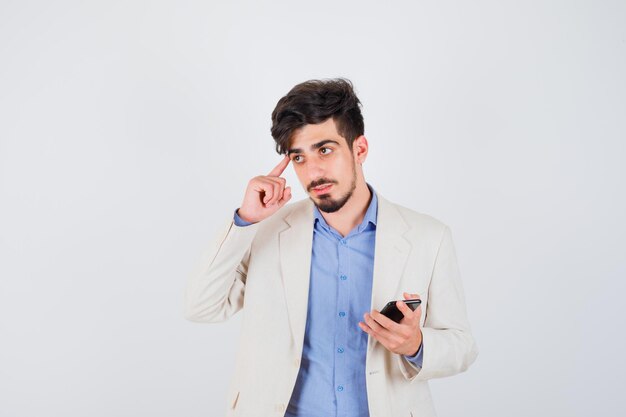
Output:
(358, 292), (423, 356)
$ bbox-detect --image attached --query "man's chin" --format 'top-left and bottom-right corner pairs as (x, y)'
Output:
(311, 197), (344, 213)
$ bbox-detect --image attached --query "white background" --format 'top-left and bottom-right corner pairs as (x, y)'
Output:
(1, 1), (625, 416)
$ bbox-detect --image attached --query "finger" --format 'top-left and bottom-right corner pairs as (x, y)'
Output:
(396, 300), (414, 321)
(359, 321), (384, 340)
(403, 292), (423, 319)
(364, 312), (389, 336)
(358, 321), (370, 334)
(272, 177), (287, 205)
(267, 155), (290, 177)
(369, 310), (400, 332)
(359, 321), (392, 349)
(264, 177), (285, 206)
(414, 306), (422, 320)
(277, 186), (292, 207)
(258, 178), (281, 206)
(253, 179), (277, 205)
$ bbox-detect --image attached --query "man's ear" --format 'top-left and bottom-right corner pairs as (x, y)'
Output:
(353, 135), (369, 165)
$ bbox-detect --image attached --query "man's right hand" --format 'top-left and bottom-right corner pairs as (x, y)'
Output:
(237, 155), (293, 224)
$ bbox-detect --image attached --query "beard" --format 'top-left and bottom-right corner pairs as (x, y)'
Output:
(309, 161), (357, 214)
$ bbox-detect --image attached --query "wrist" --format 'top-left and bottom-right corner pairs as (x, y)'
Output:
(236, 208), (257, 224)
(409, 337), (423, 357)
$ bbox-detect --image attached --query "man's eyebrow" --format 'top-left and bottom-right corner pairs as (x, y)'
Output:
(287, 139), (340, 155)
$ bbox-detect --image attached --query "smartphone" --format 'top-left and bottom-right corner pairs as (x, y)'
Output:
(380, 299), (422, 323)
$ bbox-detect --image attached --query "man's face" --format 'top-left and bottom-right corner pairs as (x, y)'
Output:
(287, 118), (357, 213)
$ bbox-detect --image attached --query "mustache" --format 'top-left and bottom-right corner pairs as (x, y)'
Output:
(308, 179), (337, 191)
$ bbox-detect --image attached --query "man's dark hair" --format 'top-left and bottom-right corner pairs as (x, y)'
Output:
(270, 78), (364, 155)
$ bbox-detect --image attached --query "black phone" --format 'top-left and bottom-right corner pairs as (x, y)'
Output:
(379, 298), (422, 323)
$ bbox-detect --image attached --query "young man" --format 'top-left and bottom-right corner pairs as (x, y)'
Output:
(185, 79), (478, 417)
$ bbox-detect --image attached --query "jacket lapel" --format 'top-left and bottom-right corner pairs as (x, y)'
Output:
(368, 192), (412, 352)
(279, 200), (314, 353)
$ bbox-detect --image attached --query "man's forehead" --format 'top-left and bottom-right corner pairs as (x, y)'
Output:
(288, 120), (346, 152)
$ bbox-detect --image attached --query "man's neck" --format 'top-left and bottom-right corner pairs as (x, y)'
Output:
(319, 181), (372, 238)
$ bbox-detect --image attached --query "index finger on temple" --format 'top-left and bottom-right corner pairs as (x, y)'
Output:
(268, 155), (291, 177)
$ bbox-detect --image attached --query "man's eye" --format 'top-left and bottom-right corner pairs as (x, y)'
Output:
(293, 155), (303, 163)
(320, 147), (333, 155)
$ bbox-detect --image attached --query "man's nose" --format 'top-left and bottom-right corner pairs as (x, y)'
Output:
(305, 157), (325, 182)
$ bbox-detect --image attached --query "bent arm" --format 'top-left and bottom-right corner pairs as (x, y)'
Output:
(184, 217), (259, 323)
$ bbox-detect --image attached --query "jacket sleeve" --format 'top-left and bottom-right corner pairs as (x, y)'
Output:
(397, 225), (479, 381)
(184, 217), (260, 323)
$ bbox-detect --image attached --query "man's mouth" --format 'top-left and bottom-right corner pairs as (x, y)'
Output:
(312, 184), (333, 195)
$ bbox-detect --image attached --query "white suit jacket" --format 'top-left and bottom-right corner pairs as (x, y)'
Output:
(185, 190), (478, 417)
